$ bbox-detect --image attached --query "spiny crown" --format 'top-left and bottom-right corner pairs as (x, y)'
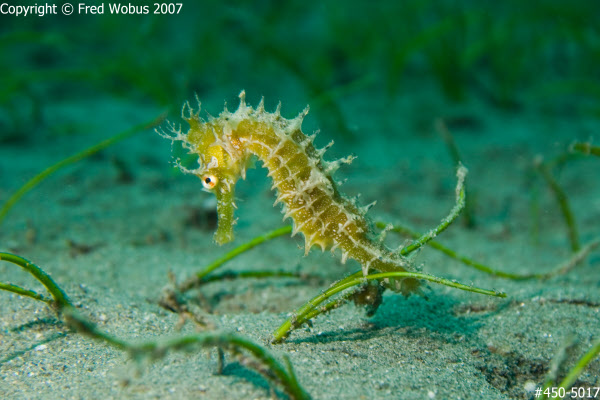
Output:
(162, 91), (361, 182)
(164, 91), (311, 180)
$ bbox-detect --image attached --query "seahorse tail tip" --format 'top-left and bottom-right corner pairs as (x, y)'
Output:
(399, 278), (422, 297)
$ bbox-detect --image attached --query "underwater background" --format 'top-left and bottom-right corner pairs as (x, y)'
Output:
(1, 1), (600, 399)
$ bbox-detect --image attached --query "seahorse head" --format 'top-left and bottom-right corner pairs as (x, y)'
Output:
(162, 93), (255, 245)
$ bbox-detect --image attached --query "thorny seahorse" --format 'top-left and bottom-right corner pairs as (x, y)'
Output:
(162, 91), (421, 296)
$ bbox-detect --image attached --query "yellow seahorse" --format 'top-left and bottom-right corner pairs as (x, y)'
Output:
(162, 91), (420, 296)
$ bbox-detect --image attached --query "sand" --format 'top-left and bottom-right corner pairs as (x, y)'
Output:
(1, 86), (599, 399)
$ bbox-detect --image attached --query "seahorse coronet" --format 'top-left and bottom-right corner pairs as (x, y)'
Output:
(163, 91), (420, 296)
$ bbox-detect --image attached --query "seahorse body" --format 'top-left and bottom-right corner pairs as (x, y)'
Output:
(164, 91), (419, 296)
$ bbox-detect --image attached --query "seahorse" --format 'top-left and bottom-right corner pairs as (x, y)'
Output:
(162, 91), (420, 296)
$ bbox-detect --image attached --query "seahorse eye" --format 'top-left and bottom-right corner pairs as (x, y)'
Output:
(201, 174), (218, 190)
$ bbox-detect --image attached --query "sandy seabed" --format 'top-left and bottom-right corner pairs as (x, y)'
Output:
(1, 90), (599, 399)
